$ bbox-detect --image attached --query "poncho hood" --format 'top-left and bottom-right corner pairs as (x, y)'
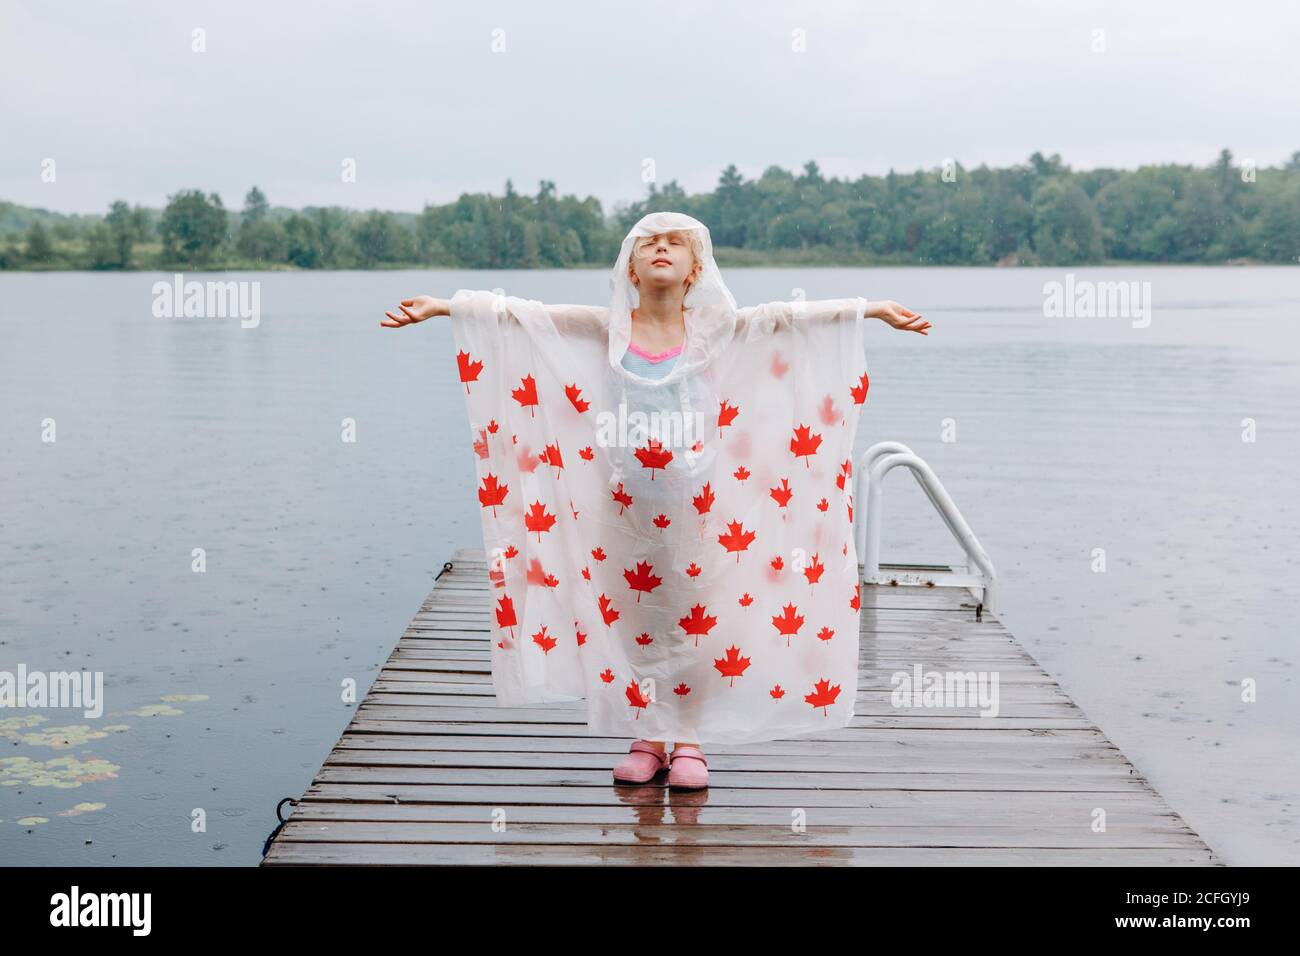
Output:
(606, 211), (738, 388)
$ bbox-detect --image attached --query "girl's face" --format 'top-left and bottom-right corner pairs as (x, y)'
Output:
(629, 230), (700, 293)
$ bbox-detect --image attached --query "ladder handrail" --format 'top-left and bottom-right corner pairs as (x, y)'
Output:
(854, 442), (961, 553)
(852, 441), (999, 611)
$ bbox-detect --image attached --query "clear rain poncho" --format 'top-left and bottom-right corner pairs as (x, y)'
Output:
(448, 211), (870, 745)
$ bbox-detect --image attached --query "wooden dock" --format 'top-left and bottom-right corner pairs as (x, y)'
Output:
(261, 546), (1221, 866)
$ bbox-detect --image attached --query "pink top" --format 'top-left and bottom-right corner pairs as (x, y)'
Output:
(625, 340), (684, 363)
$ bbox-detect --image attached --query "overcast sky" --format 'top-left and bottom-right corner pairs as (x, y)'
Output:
(3, 0), (1297, 216)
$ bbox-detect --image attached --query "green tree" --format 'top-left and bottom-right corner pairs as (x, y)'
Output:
(1031, 179), (1104, 264)
(1251, 178), (1300, 262)
(234, 187), (286, 263)
(89, 200), (149, 268)
(85, 223), (117, 269)
(24, 220), (54, 265)
(241, 186), (269, 225)
(159, 190), (228, 265)
(350, 210), (414, 265)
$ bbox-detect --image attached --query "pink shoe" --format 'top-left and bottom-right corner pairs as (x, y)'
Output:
(668, 745), (709, 790)
(612, 740), (670, 784)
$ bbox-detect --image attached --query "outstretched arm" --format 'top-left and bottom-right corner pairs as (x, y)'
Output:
(381, 294), (607, 335)
(735, 298), (929, 336)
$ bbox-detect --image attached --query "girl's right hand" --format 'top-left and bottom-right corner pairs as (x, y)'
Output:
(381, 295), (449, 328)
(867, 299), (930, 335)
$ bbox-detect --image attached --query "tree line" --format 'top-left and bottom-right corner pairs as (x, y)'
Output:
(1, 149), (1296, 270)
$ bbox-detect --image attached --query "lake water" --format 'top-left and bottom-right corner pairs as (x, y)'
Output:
(1, 266), (1297, 865)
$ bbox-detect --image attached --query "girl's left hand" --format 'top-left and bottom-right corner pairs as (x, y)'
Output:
(868, 300), (929, 335)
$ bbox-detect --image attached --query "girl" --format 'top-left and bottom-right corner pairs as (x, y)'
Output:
(382, 211), (928, 791)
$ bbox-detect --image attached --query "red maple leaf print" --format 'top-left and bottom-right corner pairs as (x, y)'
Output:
(770, 684), (785, 699)
(772, 603), (805, 646)
(532, 624), (557, 654)
(817, 626), (835, 642)
(456, 350), (483, 394)
(717, 400), (740, 433)
(769, 478), (793, 508)
(579, 445), (594, 461)
(685, 562), (702, 578)
(524, 501), (557, 541)
(526, 557), (560, 588)
(635, 632), (654, 645)
(599, 668), (615, 684)
(692, 482), (715, 515)
(851, 371), (870, 404)
(678, 604), (718, 646)
(473, 427), (489, 460)
(569, 498), (579, 520)
(816, 497), (829, 512)
(770, 352), (789, 378)
(836, 459), (853, 491)
(713, 646), (751, 686)
(575, 624), (586, 646)
(790, 424), (822, 468)
(733, 465), (751, 481)
(478, 473), (509, 516)
(515, 442), (539, 473)
(539, 442), (564, 474)
(851, 583), (861, 611)
(564, 383), (590, 413)
(511, 374), (539, 417)
(625, 680), (651, 717)
(623, 561), (663, 602)
(591, 546), (607, 562)
(503, 543), (518, 560)
(738, 592), (754, 607)
(818, 394), (842, 425)
(717, 519), (756, 562)
(805, 678), (841, 714)
(611, 483), (634, 514)
(803, 553), (825, 586)
(771, 555), (784, 571)
(487, 419), (499, 434)
(847, 497), (854, 525)
(597, 593), (620, 626)
(653, 513), (671, 529)
(581, 565), (590, 581)
(673, 682), (691, 697)
(495, 594), (517, 637)
(634, 437), (673, 479)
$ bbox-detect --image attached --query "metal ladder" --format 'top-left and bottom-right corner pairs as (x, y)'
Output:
(852, 441), (999, 613)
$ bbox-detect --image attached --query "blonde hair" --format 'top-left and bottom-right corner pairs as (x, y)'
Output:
(628, 229), (703, 294)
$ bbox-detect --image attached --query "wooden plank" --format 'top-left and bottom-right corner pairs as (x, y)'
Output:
(280, 800), (1189, 828)
(262, 842), (1216, 866)
(295, 782), (1187, 810)
(273, 820), (1204, 850)
(261, 547), (1222, 866)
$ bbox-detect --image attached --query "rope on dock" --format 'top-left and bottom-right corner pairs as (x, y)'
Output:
(434, 560), (454, 580)
(260, 797), (299, 859)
